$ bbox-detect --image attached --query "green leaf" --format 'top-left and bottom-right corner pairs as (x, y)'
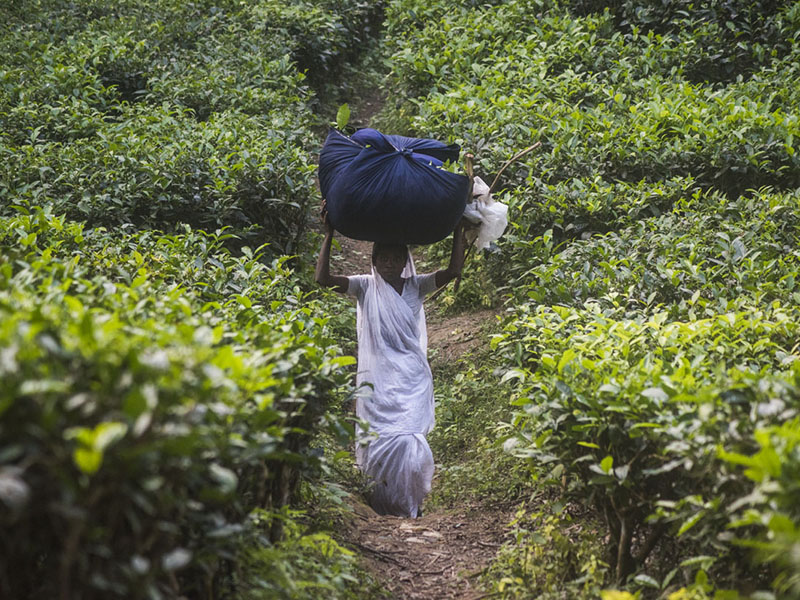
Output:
(94, 422), (128, 451)
(600, 455), (613, 474)
(577, 441), (600, 449)
(0, 467), (30, 511)
(641, 387), (668, 402)
(680, 555), (716, 569)
(677, 510), (705, 536)
(74, 448), (102, 474)
(209, 464), (238, 495)
(330, 356), (357, 367)
(63, 295), (84, 313)
(600, 591), (636, 600)
(633, 573), (659, 588)
(336, 104), (350, 130)
(501, 368), (526, 383)
(766, 513), (795, 534)
(162, 547), (192, 571)
(66, 422), (128, 475)
(557, 348), (575, 374)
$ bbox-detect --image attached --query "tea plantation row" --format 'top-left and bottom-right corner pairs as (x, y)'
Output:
(0, 1), (381, 598)
(1, 0), (382, 253)
(0, 206), (361, 598)
(379, 0), (800, 597)
(383, 0), (799, 258)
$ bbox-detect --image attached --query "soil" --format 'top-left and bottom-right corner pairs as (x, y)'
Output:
(348, 86), (387, 131)
(427, 308), (499, 369)
(334, 236), (373, 275)
(344, 498), (514, 600)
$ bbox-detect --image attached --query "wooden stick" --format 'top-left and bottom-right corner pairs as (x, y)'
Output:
(488, 141), (541, 194)
(454, 153), (475, 294)
(426, 144), (542, 305)
(350, 542), (406, 566)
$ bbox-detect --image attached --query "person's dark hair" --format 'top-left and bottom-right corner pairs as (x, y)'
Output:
(371, 242), (408, 265)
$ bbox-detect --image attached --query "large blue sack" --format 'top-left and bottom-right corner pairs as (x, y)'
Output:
(318, 128), (470, 245)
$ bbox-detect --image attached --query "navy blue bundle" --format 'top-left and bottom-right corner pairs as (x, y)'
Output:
(318, 128), (470, 245)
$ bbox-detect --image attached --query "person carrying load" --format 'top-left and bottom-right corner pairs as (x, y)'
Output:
(315, 128), (505, 517)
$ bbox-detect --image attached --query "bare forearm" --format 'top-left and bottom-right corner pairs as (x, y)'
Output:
(448, 224), (468, 273)
(435, 223), (469, 287)
(315, 231), (333, 284)
(315, 231), (349, 292)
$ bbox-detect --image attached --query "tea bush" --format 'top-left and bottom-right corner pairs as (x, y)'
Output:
(721, 414), (800, 599)
(485, 185), (800, 594)
(485, 502), (608, 599)
(567, 0), (795, 84)
(0, 2), (386, 595)
(3, 107), (315, 253)
(493, 302), (799, 580)
(517, 187), (800, 309)
(0, 0), (385, 254)
(380, 1), (800, 268)
(0, 206), (358, 599)
(381, 0), (800, 595)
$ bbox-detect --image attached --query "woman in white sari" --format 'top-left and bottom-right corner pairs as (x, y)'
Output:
(316, 209), (472, 517)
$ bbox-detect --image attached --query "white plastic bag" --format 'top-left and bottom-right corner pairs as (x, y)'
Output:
(462, 176), (508, 250)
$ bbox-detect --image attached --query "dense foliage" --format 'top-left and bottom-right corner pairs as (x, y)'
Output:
(0, 0), (383, 253)
(0, 206), (359, 598)
(380, 0), (800, 597)
(0, 1), (378, 598)
(5, 0), (800, 597)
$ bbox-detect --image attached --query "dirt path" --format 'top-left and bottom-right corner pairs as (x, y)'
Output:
(345, 499), (513, 600)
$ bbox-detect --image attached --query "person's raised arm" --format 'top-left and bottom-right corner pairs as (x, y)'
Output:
(434, 218), (474, 288)
(315, 209), (349, 294)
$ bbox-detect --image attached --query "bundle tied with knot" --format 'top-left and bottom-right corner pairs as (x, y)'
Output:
(318, 127), (540, 296)
(318, 127), (470, 246)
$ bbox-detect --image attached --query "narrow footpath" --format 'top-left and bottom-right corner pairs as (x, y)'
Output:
(344, 499), (512, 600)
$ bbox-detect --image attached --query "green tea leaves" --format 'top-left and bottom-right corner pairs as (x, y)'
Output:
(66, 422), (128, 475)
(336, 103), (351, 130)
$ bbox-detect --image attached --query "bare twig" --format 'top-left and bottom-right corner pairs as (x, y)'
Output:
(426, 144), (541, 305)
(488, 141), (541, 194)
(419, 567), (448, 575)
(466, 567), (488, 579)
(351, 542), (406, 566)
(425, 278), (448, 304)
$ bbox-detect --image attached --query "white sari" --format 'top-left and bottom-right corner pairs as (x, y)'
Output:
(347, 254), (437, 517)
